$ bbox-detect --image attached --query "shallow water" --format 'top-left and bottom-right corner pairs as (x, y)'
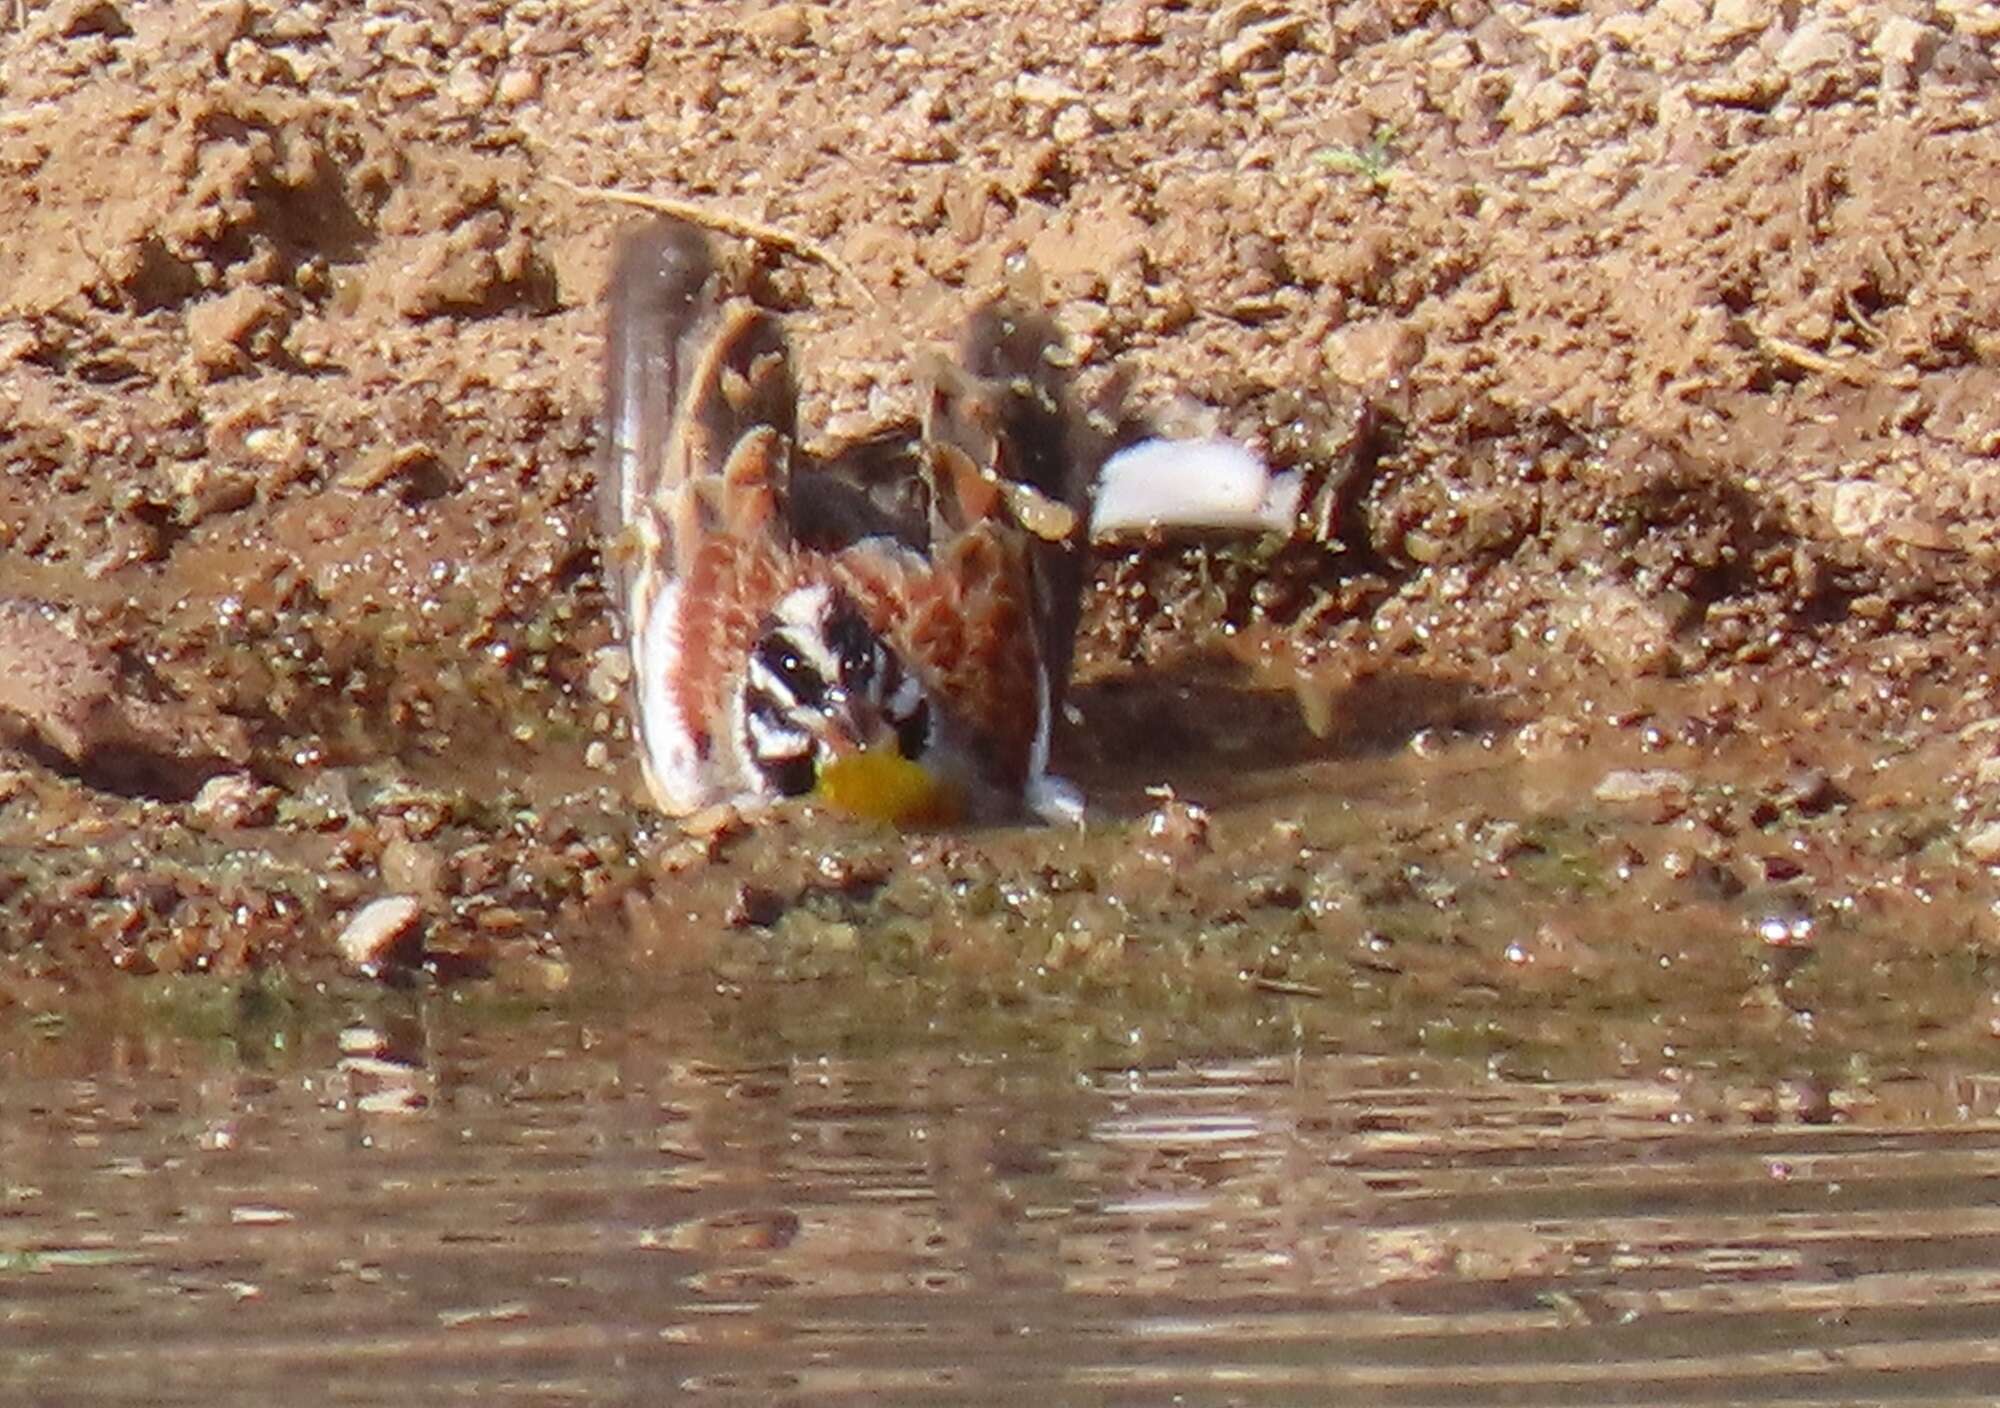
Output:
(6, 662), (1999, 1404)
(10, 994), (2000, 1406)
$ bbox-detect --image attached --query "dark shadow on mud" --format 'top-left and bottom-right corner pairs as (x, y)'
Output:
(1299, 669), (1516, 757)
(46, 740), (242, 804)
(1055, 651), (1512, 811)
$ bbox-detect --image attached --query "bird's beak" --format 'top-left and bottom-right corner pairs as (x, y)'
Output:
(814, 746), (960, 826)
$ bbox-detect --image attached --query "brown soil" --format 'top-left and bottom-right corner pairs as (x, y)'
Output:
(4, 0), (2000, 1058)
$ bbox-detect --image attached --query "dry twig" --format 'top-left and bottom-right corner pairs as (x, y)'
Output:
(1755, 330), (1875, 385)
(549, 177), (878, 309)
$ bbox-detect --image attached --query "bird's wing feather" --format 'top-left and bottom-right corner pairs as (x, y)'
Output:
(920, 300), (1095, 742)
(601, 219), (799, 813)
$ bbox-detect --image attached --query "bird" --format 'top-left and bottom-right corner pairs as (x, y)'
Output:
(597, 217), (1091, 828)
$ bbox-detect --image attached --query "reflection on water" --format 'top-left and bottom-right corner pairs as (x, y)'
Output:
(8, 1009), (2000, 1405)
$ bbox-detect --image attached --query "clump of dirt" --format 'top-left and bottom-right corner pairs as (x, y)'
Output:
(3, 0), (2000, 1067)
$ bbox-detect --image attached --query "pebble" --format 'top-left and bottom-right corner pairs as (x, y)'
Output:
(495, 67), (540, 104)
(336, 894), (423, 972)
(381, 836), (446, 898)
(1776, 17), (1853, 74)
(586, 645), (631, 705)
(744, 4), (810, 47)
(191, 773), (274, 828)
(1593, 768), (1690, 804)
(1706, 0), (1775, 42)
(1872, 14), (1934, 68)
(1051, 104), (1095, 145)
(1096, 0), (1152, 44)
(1014, 73), (1084, 105)
(1140, 789), (1211, 862)
(1090, 438), (1298, 536)
(444, 61), (492, 107)
(51, 0), (129, 39)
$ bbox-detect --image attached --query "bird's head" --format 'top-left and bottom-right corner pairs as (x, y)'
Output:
(735, 584), (960, 825)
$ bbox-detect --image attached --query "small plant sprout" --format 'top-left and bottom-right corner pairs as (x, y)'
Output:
(1315, 124), (1399, 194)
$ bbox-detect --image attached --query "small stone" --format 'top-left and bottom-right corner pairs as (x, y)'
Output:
(495, 67), (541, 104)
(727, 884), (786, 928)
(587, 645), (631, 705)
(1097, 0), (1153, 43)
(444, 61), (492, 107)
(1872, 14), (1935, 68)
(472, 906), (526, 934)
(339, 1024), (389, 1057)
(0, 601), (117, 761)
(1928, 36), (1998, 86)
(1776, 768), (1846, 816)
(242, 425), (304, 466)
(526, 955), (573, 992)
(1504, 75), (1585, 131)
(191, 773), (275, 828)
(1139, 789), (1210, 862)
(881, 88), (957, 163)
(1593, 768), (1690, 804)
(381, 836), (446, 898)
(1775, 17), (1853, 74)
(390, 213), (545, 319)
(745, 4), (811, 47)
(1706, 0), (1775, 43)
(1014, 72), (1084, 105)
(51, 0), (131, 38)
(1561, 580), (1682, 677)
(1051, 104), (1096, 145)
(335, 895), (423, 972)
(264, 9), (326, 42)
(1775, 1079), (1834, 1124)
(1216, 12), (1306, 73)
(679, 803), (748, 843)
(1824, 479), (1911, 539)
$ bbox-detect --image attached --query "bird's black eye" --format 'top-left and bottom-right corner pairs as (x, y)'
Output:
(752, 634), (827, 711)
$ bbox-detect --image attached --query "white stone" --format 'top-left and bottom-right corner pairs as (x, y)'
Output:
(1090, 439), (1299, 536)
(1776, 17), (1853, 73)
(336, 895), (422, 970)
(1594, 769), (1690, 804)
(1873, 14), (1935, 67)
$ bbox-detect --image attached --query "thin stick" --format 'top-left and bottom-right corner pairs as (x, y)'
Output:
(1756, 330), (1873, 385)
(550, 177), (878, 308)
(1252, 976), (1327, 999)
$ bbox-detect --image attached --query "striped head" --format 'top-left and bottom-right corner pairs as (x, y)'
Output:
(733, 584), (946, 818)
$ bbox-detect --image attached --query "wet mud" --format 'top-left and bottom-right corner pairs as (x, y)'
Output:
(4, 0), (2000, 1076)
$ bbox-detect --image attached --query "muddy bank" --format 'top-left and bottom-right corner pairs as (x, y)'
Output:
(2, 0), (2000, 1066)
